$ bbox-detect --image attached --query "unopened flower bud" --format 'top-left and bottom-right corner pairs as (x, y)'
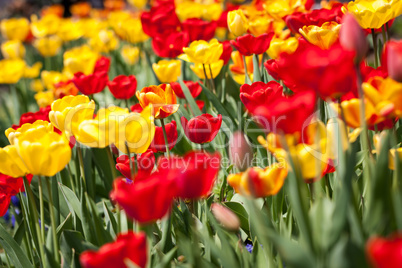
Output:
(227, 10), (248, 37)
(211, 203), (240, 231)
(339, 14), (368, 62)
(229, 131), (253, 171)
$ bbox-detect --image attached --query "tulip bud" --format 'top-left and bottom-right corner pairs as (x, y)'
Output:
(227, 10), (248, 37)
(339, 14), (368, 62)
(211, 203), (240, 231)
(1, 40), (25, 59)
(389, 148), (402, 170)
(385, 41), (402, 82)
(229, 131), (253, 171)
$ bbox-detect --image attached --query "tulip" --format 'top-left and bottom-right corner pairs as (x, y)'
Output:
(14, 126), (72, 177)
(227, 10), (248, 37)
(41, 71), (67, 90)
(33, 35), (62, 57)
(366, 234), (402, 268)
(389, 148), (402, 170)
(24, 62), (42, 79)
(220, 40), (233, 65)
(1, 18), (30, 41)
(6, 120), (53, 145)
(157, 151), (221, 199)
(116, 149), (155, 180)
(382, 40), (402, 83)
(267, 37), (299, 59)
(140, 2), (181, 38)
(181, 114), (222, 144)
(264, 0), (311, 20)
(34, 91), (54, 108)
(110, 174), (176, 223)
(247, 14), (272, 37)
(49, 95), (95, 136)
(63, 45), (99, 76)
(112, 18), (149, 44)
(229, 131), (254, 171)
(240, 81), (283, 113)
(231, 33), (274, 56)
(152, 60), (182, 83)
(170, 81), (202, 99)
(341, 0), (394, 29)
(152, 32), (189, 58)
(56, 19), (84, 42)
(121, 45), (140, 65)
(230, 51), (255, 84)
(0, 194), (10, 217)
(182, 18), (217, 42)
(227, 165), (287, 198)
(339, 14), (368, 62)
(0, 145), (30, 178)
(30, 14), (61, 38)
(179, 39), (223, 65)
(190, 60), (224, 80)
(149, 120), (178, 153)
(73, 71), (108, 96)
(89, 29), (119, 53)
(12, 106), (51, 129)
(0, 174), (32, 196)
(30, 79), (44, 92)
(299, 21), (341, 50)
(136, 84), (179, 119)
(80, 231), (148, 268)
(0, 59), (25, 84)
(1, 40), (25, 59)
(211, 203), (240, 231)
(94, 56), (111, 73)
(107, 75), (137, 100)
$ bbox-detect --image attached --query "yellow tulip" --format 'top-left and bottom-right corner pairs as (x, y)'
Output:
(75, 106), (128, 148)
(230, 51), (255, 84)
(34, 91), (54, 108)
(113, 18), (149, 44)
(391, 0), (402, 18)
(24, 62), (43, 79)
(78, 18), (108, 38)
(0, 145), (30, 177)
(121, 45), (140, 65)
(190, 60), (224, 79)
(338, 98), (381, 128)
(152, 60), (182, 83)
(1, 18), (30, 41)
(202, 3), (223, 21)
(56, 19), (84, 42)
(299, 22), (341, 49)
(389, 148), (402, 170)
(30, 14), (61, 38)
(15, 126), (71, 177)
(127, 0), (147, 9)
(267, 36), (299, 59)
(33, 35), (62, 57)
(49, 95), (95, 136)
(362, 77), (402, 118)
(6, 120), (53, 145)
(227, 165), (287, 198)
(227, 10), (248, 37)
(341, 0), (394, 29)
(0, 59), (25, 84)
(248, 15), (272, 37)
(136, 84), (179, 119)
(1, 40), (25, 59)
(114, 106), (155, 154)
(89, 29), (120, 53)
(264, 0), (309, 20)
(30, 79), (44, 92)
(176, 2), (204, 21)
(63, 45), (99, 75)
(41, 71), (68, 90)
(179, 39), (223, 65)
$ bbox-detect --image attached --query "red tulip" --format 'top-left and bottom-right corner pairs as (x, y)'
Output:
(152, 31), (189, 58)
(182, 18), (217, 42)
(220, 40), (233, 65)
(285, 4), (343, 33)
(339, 14), (368, 62)
(366, 234), (402, 268)
(72, 71), (108, 95)
(107, 75), (137, 100)
(183, 100), (205, 111)
(0, 194), (10, 217)
(80, 231), (147, 268)
(230, 33), (274, 56)
(140, 1), (181, 38)
(360, 63), (388, 82)
(157, 151), (221, 199)
(115, 149), (155, 181)
(94, 56), (111, 73)
(110, 173), (176, 224)
(240, 81), (283, 113)
(382, 40), (402, 82)
(130, 103), (143, 113)
(0, 174), (32, 195)
(170, 81), (202, 99)
(181, 114), (222, 144)
(149, 120), (177, 153)
(254, 90), (316, 134)
(265, 42), (357, 100)
(11, 106), (51, 130)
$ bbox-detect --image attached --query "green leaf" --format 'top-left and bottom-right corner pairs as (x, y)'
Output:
(178, 79), (202, 116)
(223, 202), (250, 235)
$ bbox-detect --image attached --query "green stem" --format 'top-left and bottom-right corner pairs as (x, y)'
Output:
(46, 177), (60, 263)
(160, 118), (170, 158)
(76, 146), (87, 190)
(125, 141), (135, 180)
(371, 29), (378, 68)
(202, 64), (211, 90)
(208, 64), (216, 93)
(106, 146), (118, 180)
(38, 177), (45, 243)
(125, 98), (130, 109)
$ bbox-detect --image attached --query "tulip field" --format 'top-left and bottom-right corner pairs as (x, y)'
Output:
(1, 0), (402, 267)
